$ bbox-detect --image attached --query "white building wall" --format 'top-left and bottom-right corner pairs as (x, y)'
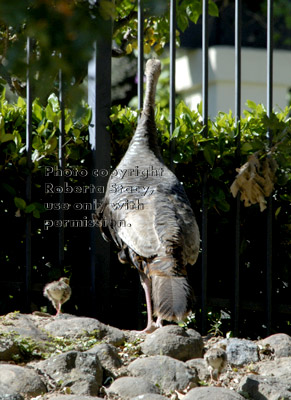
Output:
(176, 46), (291, 118)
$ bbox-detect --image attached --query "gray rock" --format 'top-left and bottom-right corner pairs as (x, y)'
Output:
(0, 364), (46, 396)
(128, 355), (198, 392)
(186, 358), (210, 381)
(0, 396), (24, 400)
(107, 377), (160, 399)
(36, 350), (103, 395)
(221, 338), (259, 366)
(0, 337), (18, 361)
(104, 324), (126, 346)
(0, 313), (50, 342)
(184, 387), (246, 400)
(258, 333), (291, 358)
(130, 395), (168, 400)
(257, 357), (291, 382)
(44, 316), (125, 346)
(239, 374), (291, 400)
(49, 396), (103, 400)
(86, 343), (122, 370)
(86, 343), (122, 380)
(141, 325), (203, 361)
(44, 316), (105, 338)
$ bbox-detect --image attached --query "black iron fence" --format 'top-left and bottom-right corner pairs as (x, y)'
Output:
(4, 0), (291, 337)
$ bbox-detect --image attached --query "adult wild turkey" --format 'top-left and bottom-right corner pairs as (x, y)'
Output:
(96, 59), (200, 332)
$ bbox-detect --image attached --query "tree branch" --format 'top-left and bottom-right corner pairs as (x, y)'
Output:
(0, 63), (27, 98)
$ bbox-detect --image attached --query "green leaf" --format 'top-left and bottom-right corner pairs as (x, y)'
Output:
(17, 97), (26, 108)
(73, 128), (81, 139)
(275, 207), (281, 218)
(33, 100), (44, 121)
(0, 115), (5, 135)
(208, 0), (219, 17)
(1, 183), (16, 196)
(246, 99), (257, 110)
(32, 135), (43, 150)
(65, 115), (73, 133)
(197, 101), (203, 116)
(45, 103), (56, 123)
(48, 93), (60, 113)
(99, 0), (116, 20)
(25, 204), (36, 213)
(241, 142), (253, 153)
(172, 126), (180, 138)
(33, 209), (41, 218)
(186, 4), (201, 24)
(0, 86), (6, 104)
(218, 199), (230, 212)
(14, 197), (26, 210)
(45, 136), (57, 153)
(13, 131), (22, 147)
(177, 13), (189, 32)
(36, 123), (45, 135)
(0, 133), (14, 143)
(18, 157), (27, 166)
(211, 167), (224, 179)
(203, 145), (215, 166)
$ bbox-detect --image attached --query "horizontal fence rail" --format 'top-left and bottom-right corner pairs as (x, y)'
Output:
(6, 0), (288, 337)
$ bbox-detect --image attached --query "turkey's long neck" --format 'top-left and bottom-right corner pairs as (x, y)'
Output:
(143, 70), (157, 115)
(129, 70), (162, 159)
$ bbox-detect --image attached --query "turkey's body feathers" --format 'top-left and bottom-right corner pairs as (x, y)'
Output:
(96, 59), (200, 327)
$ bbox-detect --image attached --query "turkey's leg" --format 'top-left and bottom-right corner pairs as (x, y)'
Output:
(155, 316), (163, 328)
(56, 302), (61, 316)
(139, 272), (157, 333)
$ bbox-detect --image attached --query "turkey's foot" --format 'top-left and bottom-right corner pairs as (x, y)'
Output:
(132, 321), (159, 335)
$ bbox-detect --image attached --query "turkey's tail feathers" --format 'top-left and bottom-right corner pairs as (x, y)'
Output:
(150, 258), (194, 321)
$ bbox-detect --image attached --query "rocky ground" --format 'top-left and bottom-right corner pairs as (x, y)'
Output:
(0, 312), (290, 400)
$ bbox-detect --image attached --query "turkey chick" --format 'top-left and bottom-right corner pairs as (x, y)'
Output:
(43, 277), (71, 315)
(204, 343), (227, 383)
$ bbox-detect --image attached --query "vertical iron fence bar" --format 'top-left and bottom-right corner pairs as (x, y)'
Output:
(137, 0), (144, 328)
(202, 1), (209, 123)
(234, 0), (242, 337)
(267, 0), (273, 120)
(169, 0), (176, 171)
(58, 68), (65, 269)
(201, 0), (209, 335)
(88, 33), (111, 319)
(138, 0), (144, 111)
(25, 37), (32, 312)
(266, 0), (273, 335)
(235, 0), (241, 121)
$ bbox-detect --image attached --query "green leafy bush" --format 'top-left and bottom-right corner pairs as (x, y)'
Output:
(110, 100), (291, 215)
(0, 89), (91, 217)
(0, 91), (290, 336)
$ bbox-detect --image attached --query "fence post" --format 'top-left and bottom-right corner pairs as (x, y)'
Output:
(201, 0), (209, 335)
(136, 0), (145, 328)
(266, 0), (273, 335)
(138, 0), (144, 111)
(88, 28), (112, 320)
(58, 67), (65, 270)
(25, 37), (32, 312)
(169, 0), (176, 171)
(234, 0), (242, 337)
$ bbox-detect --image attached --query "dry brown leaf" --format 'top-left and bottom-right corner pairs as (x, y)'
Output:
(230, 153), (277, 211)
